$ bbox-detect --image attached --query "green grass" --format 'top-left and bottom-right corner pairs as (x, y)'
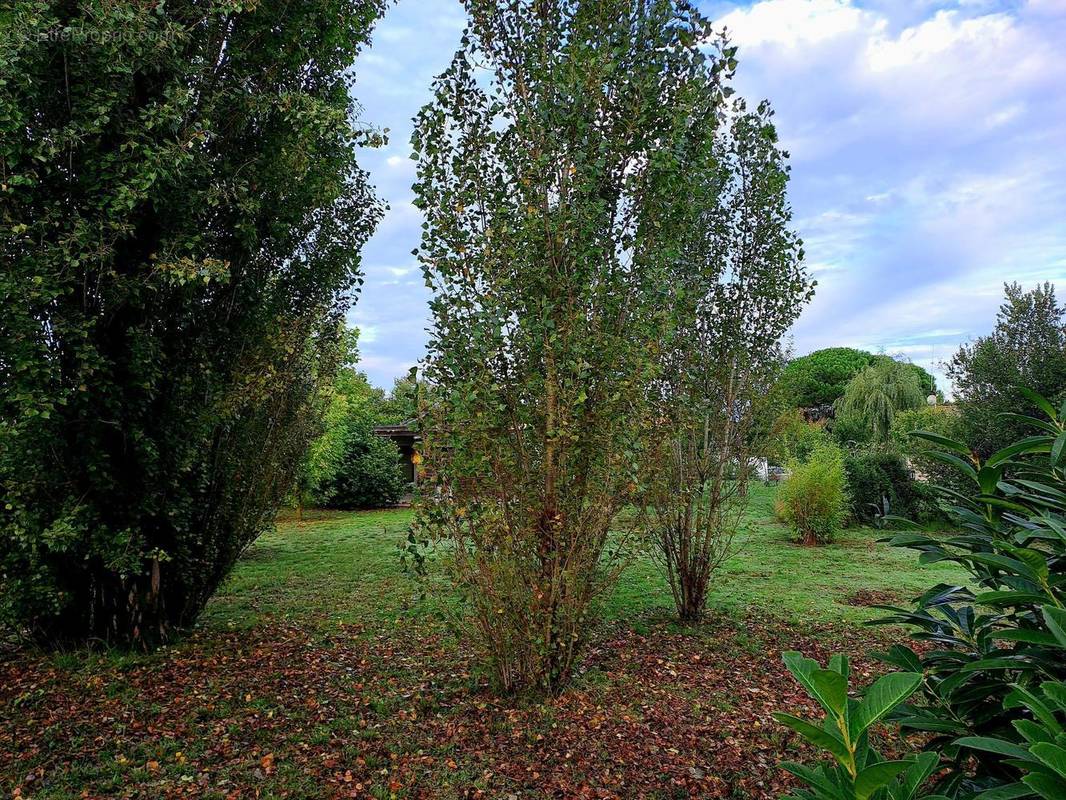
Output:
(201, 483), (964, 636)
(2, 484), (968, 800)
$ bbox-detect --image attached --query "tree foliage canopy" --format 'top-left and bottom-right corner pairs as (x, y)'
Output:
(646, 98), (812, 621)
(834, 358), (926, 443)
(948, 281), (1066, 459)
(780, 347), (936, 409)
(0, 0), (386, 643)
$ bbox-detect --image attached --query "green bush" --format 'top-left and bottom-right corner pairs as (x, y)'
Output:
(843, 447), (935, 523)
(775, 389), (1066, 799)
(295, 337), (406, 511)
(764, 409), (829, 466)
(775, 442), (850, 545)
(874, 390), (1066, 796)
(323, 423), (406, 510)
(774, 652), (939, 800)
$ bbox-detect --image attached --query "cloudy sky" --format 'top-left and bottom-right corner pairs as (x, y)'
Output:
(349, 0), (1066, 396)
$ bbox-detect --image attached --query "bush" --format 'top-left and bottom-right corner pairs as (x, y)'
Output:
(764, 408), (829, 466)
(324, 424), (406, 510)
(775, 442), (850, 545)
(874, 391), (1066, 796)
(412, 2), (730, 694)
(843, 447), (935, 523)
(776, 389), (1066, 800)
(295, 336), (406, 511)
(774, 652), (937, 800)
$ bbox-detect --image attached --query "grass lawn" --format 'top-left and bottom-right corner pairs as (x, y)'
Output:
(1, 485), (966, 800)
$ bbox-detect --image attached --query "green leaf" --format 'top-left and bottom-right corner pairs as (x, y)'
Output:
(993, 630), (1060, 646)
(898, 752), (940, 800)
(1052, 431), (1066, 467)
(773, 712), (852, 767)
(855, 760), (909, 800)
(1022, 772), (1066, 800)
(956, 737), (1033, 760)
(1043, 606), (1066, 649)
(852, 672), (922, 737)
(987, 436), (1055, 467)
(924, 450), (979, 483)
(1019, 388), (1057, 421)
(909, 430), (971, 455)
(1030, 742), (1066, 778)
(975, 784), (1037, 800)
(811, 669), (848, 716)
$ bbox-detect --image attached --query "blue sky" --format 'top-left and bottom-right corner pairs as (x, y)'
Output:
(350, 0), (1066, 396)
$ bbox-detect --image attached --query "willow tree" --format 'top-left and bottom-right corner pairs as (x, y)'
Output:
(0, 1), (386, 644)
(645, 99), (812, 622)
(413, 0), (725, 693)
(835, 358), (926, 443)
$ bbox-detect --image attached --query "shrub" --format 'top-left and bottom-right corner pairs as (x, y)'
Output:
(295, 334), (405, 511)
(646, 101), (812, 623)
(774, 389), (1066, 799)
(0, 2), (386, 645)
(775, 442), (850, 545)
(321, 421), (406, 510)
(889, 405), (964, 491)
(957, 674), (1066, 800)
(764, 408), (829, 466)
(774, 652), (938, 800)
(873, 390), (1066, 796)
(843, 447), (935, 524)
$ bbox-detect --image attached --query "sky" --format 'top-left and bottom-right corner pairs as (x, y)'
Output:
(349, 0), (1066, 396)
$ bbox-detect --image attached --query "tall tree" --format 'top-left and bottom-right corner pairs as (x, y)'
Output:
(948, 282), (1066, 459)
(413, 0), (724, 693)
(646, 100), (812, 622)
(834, 358), (926, 444)
(0, 1), (386, 644)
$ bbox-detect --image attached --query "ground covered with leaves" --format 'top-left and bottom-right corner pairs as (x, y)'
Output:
(2, 488), (959, 799)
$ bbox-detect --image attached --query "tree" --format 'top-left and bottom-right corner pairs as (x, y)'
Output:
(0, 1), (386, 644)
(412, 0), (723, 693)
(947, 281), (1066, 459)
(779, 348), (876, 408)
(779, 348), (937, 410)
(379, 371), (420, 424)
(833, 358), (926, 443)
(645, 100), (812, 622)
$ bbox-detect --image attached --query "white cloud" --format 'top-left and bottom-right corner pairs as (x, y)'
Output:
(714, 0), (1066, 388)
(717, 0), (873, 48)
(346, 0), (1066, 389)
